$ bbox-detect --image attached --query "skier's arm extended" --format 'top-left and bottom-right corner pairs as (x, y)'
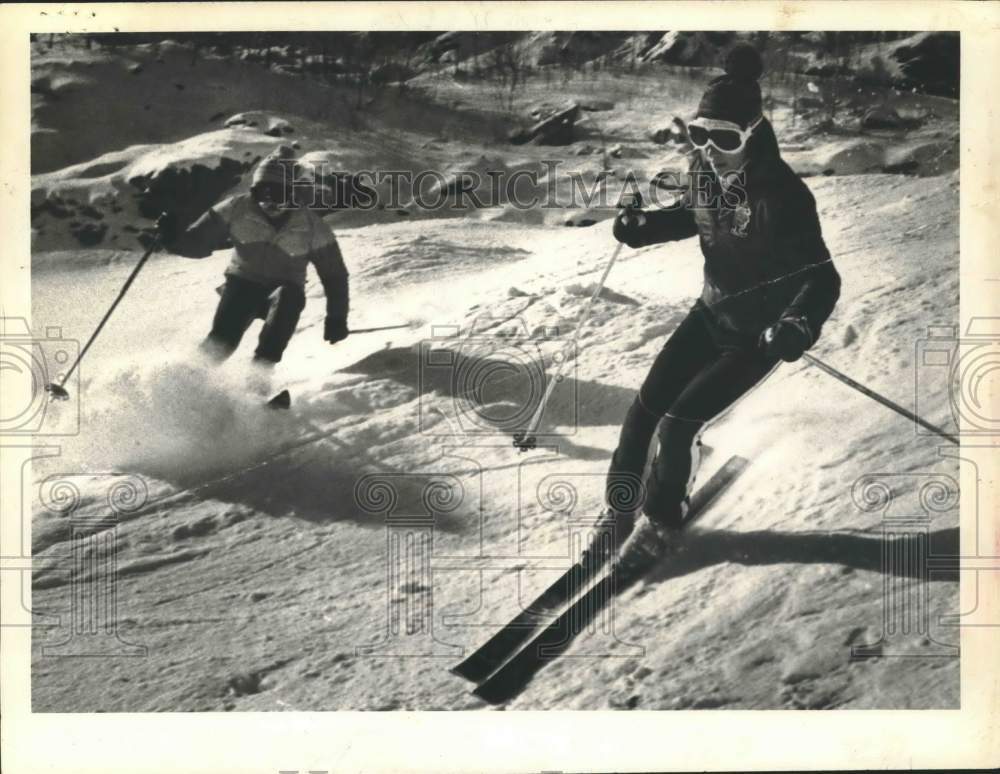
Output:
(158, 209), (231, 259)
(612, 200), (698, 248)
(308, 219), (350, 343)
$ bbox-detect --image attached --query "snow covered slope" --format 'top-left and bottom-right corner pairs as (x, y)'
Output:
(31, 166), (959, 710)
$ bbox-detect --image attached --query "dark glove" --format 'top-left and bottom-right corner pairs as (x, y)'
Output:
(612, 191), (645, 245)
(155, 211), (178, 245)
(324, 317), (349, 344)
(759, 316), (813, 362)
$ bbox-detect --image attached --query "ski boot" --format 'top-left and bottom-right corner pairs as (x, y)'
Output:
(614, 512), (684, 581)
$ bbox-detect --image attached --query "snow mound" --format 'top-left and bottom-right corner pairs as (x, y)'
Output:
(298, 148), (375, 178)
(784, 137), (958, 178)
(31, 129), (282, 254)
(224, 111), (296, 137)
(124, 128), (276, 182)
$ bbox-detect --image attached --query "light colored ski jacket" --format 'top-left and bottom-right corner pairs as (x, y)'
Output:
(169, 193), (349, 319)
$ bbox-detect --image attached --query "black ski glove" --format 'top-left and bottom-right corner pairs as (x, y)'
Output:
(324, 317), (349, 344)
(155, 211), (178, 245)
(759, 316), (812, 362)
(612, 191), (645, 245)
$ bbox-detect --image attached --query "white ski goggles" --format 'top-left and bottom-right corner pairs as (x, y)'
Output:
(688, 115), (763, 153)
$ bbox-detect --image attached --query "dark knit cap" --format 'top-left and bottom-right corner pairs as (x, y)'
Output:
(696, 43), (764, 128)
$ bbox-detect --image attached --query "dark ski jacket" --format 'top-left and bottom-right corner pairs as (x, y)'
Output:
(614, 119), (840, 346)
(167, 193), (349, 322)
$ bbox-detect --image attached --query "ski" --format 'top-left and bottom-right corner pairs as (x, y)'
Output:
(472, 551), (625, 704)
(450, 522), (614, 683)
(453, 455), (749, 692)
(266, 389), (291, 409)
(471, 454), (748, 704)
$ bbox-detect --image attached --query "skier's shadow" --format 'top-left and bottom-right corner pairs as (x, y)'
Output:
(645, 526), (960, 584)
(194, 449), (467, 531)
(340, 345), (635, 452)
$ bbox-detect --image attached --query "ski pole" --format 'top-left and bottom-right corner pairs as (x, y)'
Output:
(349, 323), (413, 335)
(46, 237), (160, 401)
(513, 241), (626, 451)
(802, 352), (959, 445)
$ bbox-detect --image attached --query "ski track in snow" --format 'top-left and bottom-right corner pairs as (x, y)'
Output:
(30, 164), (959, 710)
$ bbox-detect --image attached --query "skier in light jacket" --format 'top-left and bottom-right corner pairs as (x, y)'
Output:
(606, 44), (841, 565)
(157, 145), (350, 386)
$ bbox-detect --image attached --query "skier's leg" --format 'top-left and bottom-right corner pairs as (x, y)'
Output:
(644, 346), (778, 528)
(254, 283), (305, 364)
(643, 414), (707, 528)
(201, 275), (269, 362)
(606, 309), (718, 523)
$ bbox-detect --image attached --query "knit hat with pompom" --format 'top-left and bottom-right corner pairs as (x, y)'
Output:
(696, 43), (764, 128)
(251, 144), (302, 189)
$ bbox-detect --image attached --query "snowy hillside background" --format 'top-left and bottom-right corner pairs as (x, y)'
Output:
(29, 32), (960, 711)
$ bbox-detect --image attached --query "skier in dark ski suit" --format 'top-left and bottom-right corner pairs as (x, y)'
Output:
(606, 44), (841, 560)
(156, 146), (350, 387)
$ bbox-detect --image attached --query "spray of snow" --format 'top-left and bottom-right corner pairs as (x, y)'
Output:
(66, 352), (299, 484)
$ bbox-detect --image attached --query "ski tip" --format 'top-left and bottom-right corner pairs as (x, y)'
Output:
(472, 682), (512, 706)
(266, 389), (291, 409)
(449, 665), (473, 680)
(450, 658), (490, 684)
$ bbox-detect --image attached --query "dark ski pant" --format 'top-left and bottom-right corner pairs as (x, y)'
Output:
(607, 303), (778, 528)
(201, 274), (305, 364)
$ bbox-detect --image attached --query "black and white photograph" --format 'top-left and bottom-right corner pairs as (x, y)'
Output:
(2, 2), (998, 772)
